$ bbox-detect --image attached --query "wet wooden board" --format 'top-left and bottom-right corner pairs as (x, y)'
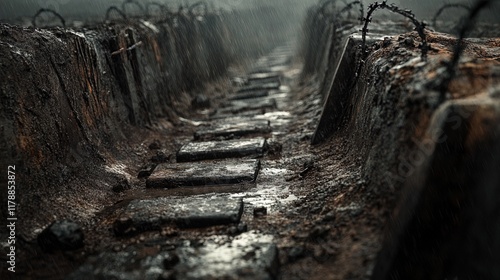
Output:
(146, 159), (260, 188)
(194, 119), (271, 140)
(237, 82), (281, 93)
(71, 231), (278, 279)
(209, 109), (270, 120)
(227, 90), (269, 100)
(177, 138), (266, 162)
(216, 98), (277, 116)
(247, 72), (280, 81)
(175, 232), (279, 279)
(113, 196), (244, 236)
(247, 76), (281, 86)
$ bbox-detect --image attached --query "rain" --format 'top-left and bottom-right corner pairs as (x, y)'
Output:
(1, 0), (500, 279)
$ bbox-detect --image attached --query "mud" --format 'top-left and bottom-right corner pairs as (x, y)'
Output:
(1, 1), (500, 280)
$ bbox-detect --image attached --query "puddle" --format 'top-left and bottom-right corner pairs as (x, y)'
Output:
(229, 184), (299, 210)
(176, 231), (278, 279)
(260, 167), (289, 176)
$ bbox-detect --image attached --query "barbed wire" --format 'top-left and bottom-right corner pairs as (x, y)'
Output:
(432, 3), (471, 28)
(121, 0), (145, 18)
(337, 0), (364, 24)
(438, 0), (491, 103)
(105, 6), (127, 21)
(32, 8), (66, 28)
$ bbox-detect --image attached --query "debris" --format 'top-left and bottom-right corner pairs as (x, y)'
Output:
(148, 140), (161, 150)
(111, 41), (143, 56)
(150, 151), (170, 163)
(112, 177), (131, 193)
(253, 206), (268, 217)
(191, 94), (211, 109)
(287, 246), (305, 263)
(137, 163), (157, 179)
(37, 220), (84, 252)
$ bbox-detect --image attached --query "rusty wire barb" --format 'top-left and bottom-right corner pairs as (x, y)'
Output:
(337, 0), (364, 24)
(432, 3), (471, 28)
(438, 0), (491, 103)
(111, 41), (143, 56)
(121, 0), (145, 17)
(105, 6), (127, 21)
(32, 8), (66, 28)
(360, 1), (429, 63)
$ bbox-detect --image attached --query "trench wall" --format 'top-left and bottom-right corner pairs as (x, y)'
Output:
(302, 2), (500, 279)
(0, 8), (294, 229)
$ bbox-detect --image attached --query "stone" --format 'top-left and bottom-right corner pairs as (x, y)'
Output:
(191, 94), (211, 109)
(231, 77), (246, 87)
(137, 163), (157, 179)
(112, 177), (131, 193)
(148, 140), (161, 150)
(113, 196), (244, 236)
(175, 232), (279, 279)
(227, 90), (269, 100)
(287, 246), (305, 263)
(227, 223), (248, 235)
(151, 151), (170, 163)
(146, 159), (260, 188)
(322, 211), (336, 222)
(253, 206), (268, 217)
(163, 253), (180, 269)
(237, 223), (248, 233)
(37, 220), (84, 252)
(194, 119), (271, 140)
(176, 138), (266, 162)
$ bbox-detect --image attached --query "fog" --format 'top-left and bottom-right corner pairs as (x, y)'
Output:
(0, 0), (315, 21)
(1, 0), (499, 23)
(400, 0), (500, 23)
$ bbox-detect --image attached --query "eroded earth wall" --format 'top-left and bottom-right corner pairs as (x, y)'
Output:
(302, 2), (500, 279)
(0, 8), (292, 234)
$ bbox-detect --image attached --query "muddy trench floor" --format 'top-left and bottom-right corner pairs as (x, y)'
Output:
(11, 49), (394, 280)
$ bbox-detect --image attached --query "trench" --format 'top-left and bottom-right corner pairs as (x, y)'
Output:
(1, 1), (500, 280)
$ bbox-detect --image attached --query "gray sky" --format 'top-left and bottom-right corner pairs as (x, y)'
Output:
(1, 0), (498, 23)
(0, 0), (314, 20)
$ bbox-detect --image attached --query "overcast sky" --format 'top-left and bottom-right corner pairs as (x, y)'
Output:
(0, 0), (315, 20)
(0, 0), (498, 23)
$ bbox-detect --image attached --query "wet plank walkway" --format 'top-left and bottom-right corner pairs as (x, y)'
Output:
(69, 45), (298, 279)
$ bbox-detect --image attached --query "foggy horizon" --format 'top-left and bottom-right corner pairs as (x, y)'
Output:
(1, 0), (499, 24)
